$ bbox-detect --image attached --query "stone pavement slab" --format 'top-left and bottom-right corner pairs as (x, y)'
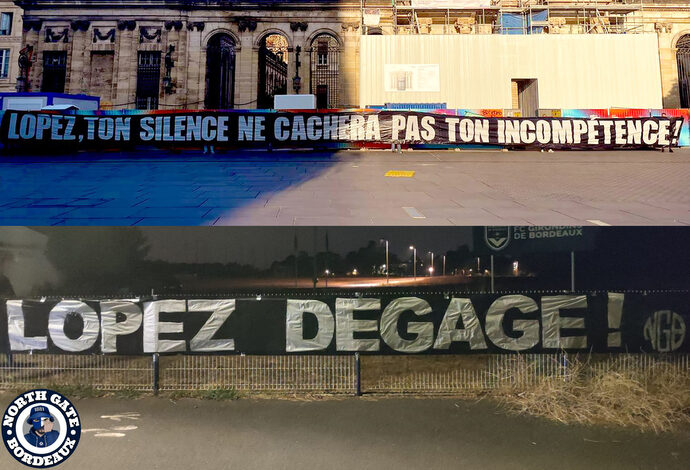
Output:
(0, 149), (688, 225)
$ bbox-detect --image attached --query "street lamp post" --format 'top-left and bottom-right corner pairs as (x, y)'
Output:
(386, 240), (390, 284)
(382, 239), (389, 285)
(443, 255), (446, 276)
(325, 269), (329, 288)
(428, 252), (434, 276)
(409, 246), (416, 280)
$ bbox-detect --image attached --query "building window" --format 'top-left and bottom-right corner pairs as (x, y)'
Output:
(41, 51), (67, 93)
(136, 51), (161, 110)
(0, 13), (12, 36)
(0, 49), (9, 78)
(317, 40), (328, 66)
(678, 35), (690, 108)
(310, 34), (340, 108)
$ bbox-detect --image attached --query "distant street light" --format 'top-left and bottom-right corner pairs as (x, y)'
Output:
(380, 238), (389, 285)
(428, 252), (434, 276)
(409, 246), (417, 280)
(325, 269), (330, 287)
(443, 255), (446, 276)
(428, 267), (434, 274)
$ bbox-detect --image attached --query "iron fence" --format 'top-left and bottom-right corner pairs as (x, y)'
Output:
(362, 353), (690, 394)
(0, 353), (687, 395)
(0, 354), (154, 391)
(159, 355), (356, 393)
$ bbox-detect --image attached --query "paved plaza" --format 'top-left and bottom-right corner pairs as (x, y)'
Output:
(1, 149), (689, 226)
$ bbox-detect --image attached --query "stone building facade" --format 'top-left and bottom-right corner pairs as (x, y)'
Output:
(0, 0), (23, 92)
(628, 3), (690, 108)
(12, 0), (690, 110)
(16, 0), (362, 109)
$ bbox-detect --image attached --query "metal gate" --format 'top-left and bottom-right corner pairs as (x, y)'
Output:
(136, 51), (161, 110)
(41, 51), (67, 93)
(678, 35), (690, 108)
(205, 34), (236, 109)
(257, 44), (287, 109)
(310, 36), (339, 109)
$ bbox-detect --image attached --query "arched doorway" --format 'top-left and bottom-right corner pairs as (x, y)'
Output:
(309, 34), (340, 109)
(205, 33), (236, 109)
(257, 33), (288, 109)
(678, 35), (690, 108)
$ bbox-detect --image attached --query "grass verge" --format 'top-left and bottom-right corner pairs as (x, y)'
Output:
(491, 356), (690, 433)
(163, 388), (243, 401)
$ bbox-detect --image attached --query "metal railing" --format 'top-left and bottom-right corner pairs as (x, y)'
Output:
(0, 354), (154, 391)
(1, 353), (687, 395)
(159, 355), (356, 393)
(362, 353), (690, 393)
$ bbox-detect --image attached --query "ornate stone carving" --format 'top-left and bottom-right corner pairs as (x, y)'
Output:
(45, 28), (69, 43)
(235, 17), (257, 33)
(165, 21), (184, 31)
(117, 20), (137, 31)
(93, 28), (116, 43)
(140, 27), (162, 43)
(70, 20), (90, 32)
(23, 20), (43, 32)
(654, 22), (672, 34)
(290, 22), (308, 32)
(341, 22), (360, 32)
(186, 22), (205, 32)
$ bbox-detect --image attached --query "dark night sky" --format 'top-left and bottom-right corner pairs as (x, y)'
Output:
(142, 227), (474, 267)
(3, 227), (690, 294)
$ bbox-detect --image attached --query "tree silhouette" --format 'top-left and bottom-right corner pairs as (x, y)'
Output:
(43, 227), (150, 294)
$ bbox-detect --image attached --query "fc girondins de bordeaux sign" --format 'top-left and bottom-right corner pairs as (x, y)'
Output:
(1, 293), (687, 355)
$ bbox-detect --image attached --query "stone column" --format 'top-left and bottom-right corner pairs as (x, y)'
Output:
(67, 24), (88, 94)
(174, 22), (188, 108)
(658, 31), (681, 109)
(113, 22), (137, 109)
(185, 22), (204, 109)
(340, 22), (360, 108)
(22, 22), (41, 92)
(291, 23), (308, 96)
(238, 33), (256, 109)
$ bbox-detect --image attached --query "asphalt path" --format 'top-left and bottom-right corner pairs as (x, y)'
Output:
(1, 395), (688, 470)
(1, 149), (689, 225)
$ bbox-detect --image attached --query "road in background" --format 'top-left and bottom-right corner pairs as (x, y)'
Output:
(1, 149), (689, 226)
(1, 395), (687, 470)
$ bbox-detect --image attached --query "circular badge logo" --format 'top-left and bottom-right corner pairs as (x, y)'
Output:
(2, 389), (81, 468)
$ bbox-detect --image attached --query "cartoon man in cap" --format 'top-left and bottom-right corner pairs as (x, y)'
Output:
(24, 406), (59, 448)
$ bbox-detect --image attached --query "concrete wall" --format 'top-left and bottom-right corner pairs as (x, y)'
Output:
(360, 34), (664, 110)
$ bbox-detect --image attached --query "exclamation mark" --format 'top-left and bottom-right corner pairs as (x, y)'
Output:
(671, 119), (683, 146)
(607, 292), (624, 347)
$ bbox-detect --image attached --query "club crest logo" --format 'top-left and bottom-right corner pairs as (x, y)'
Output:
(484, 226), (511, 251)
(2, 389), (81, 468)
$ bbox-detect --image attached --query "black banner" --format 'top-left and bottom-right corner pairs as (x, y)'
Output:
(1, 292), (687, 355)
(0, 110), (684, 150)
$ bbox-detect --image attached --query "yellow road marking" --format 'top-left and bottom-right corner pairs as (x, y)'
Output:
(385, 170), (415, 178)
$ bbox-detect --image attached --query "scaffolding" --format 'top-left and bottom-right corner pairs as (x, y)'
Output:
(358, 0), (674, 35)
